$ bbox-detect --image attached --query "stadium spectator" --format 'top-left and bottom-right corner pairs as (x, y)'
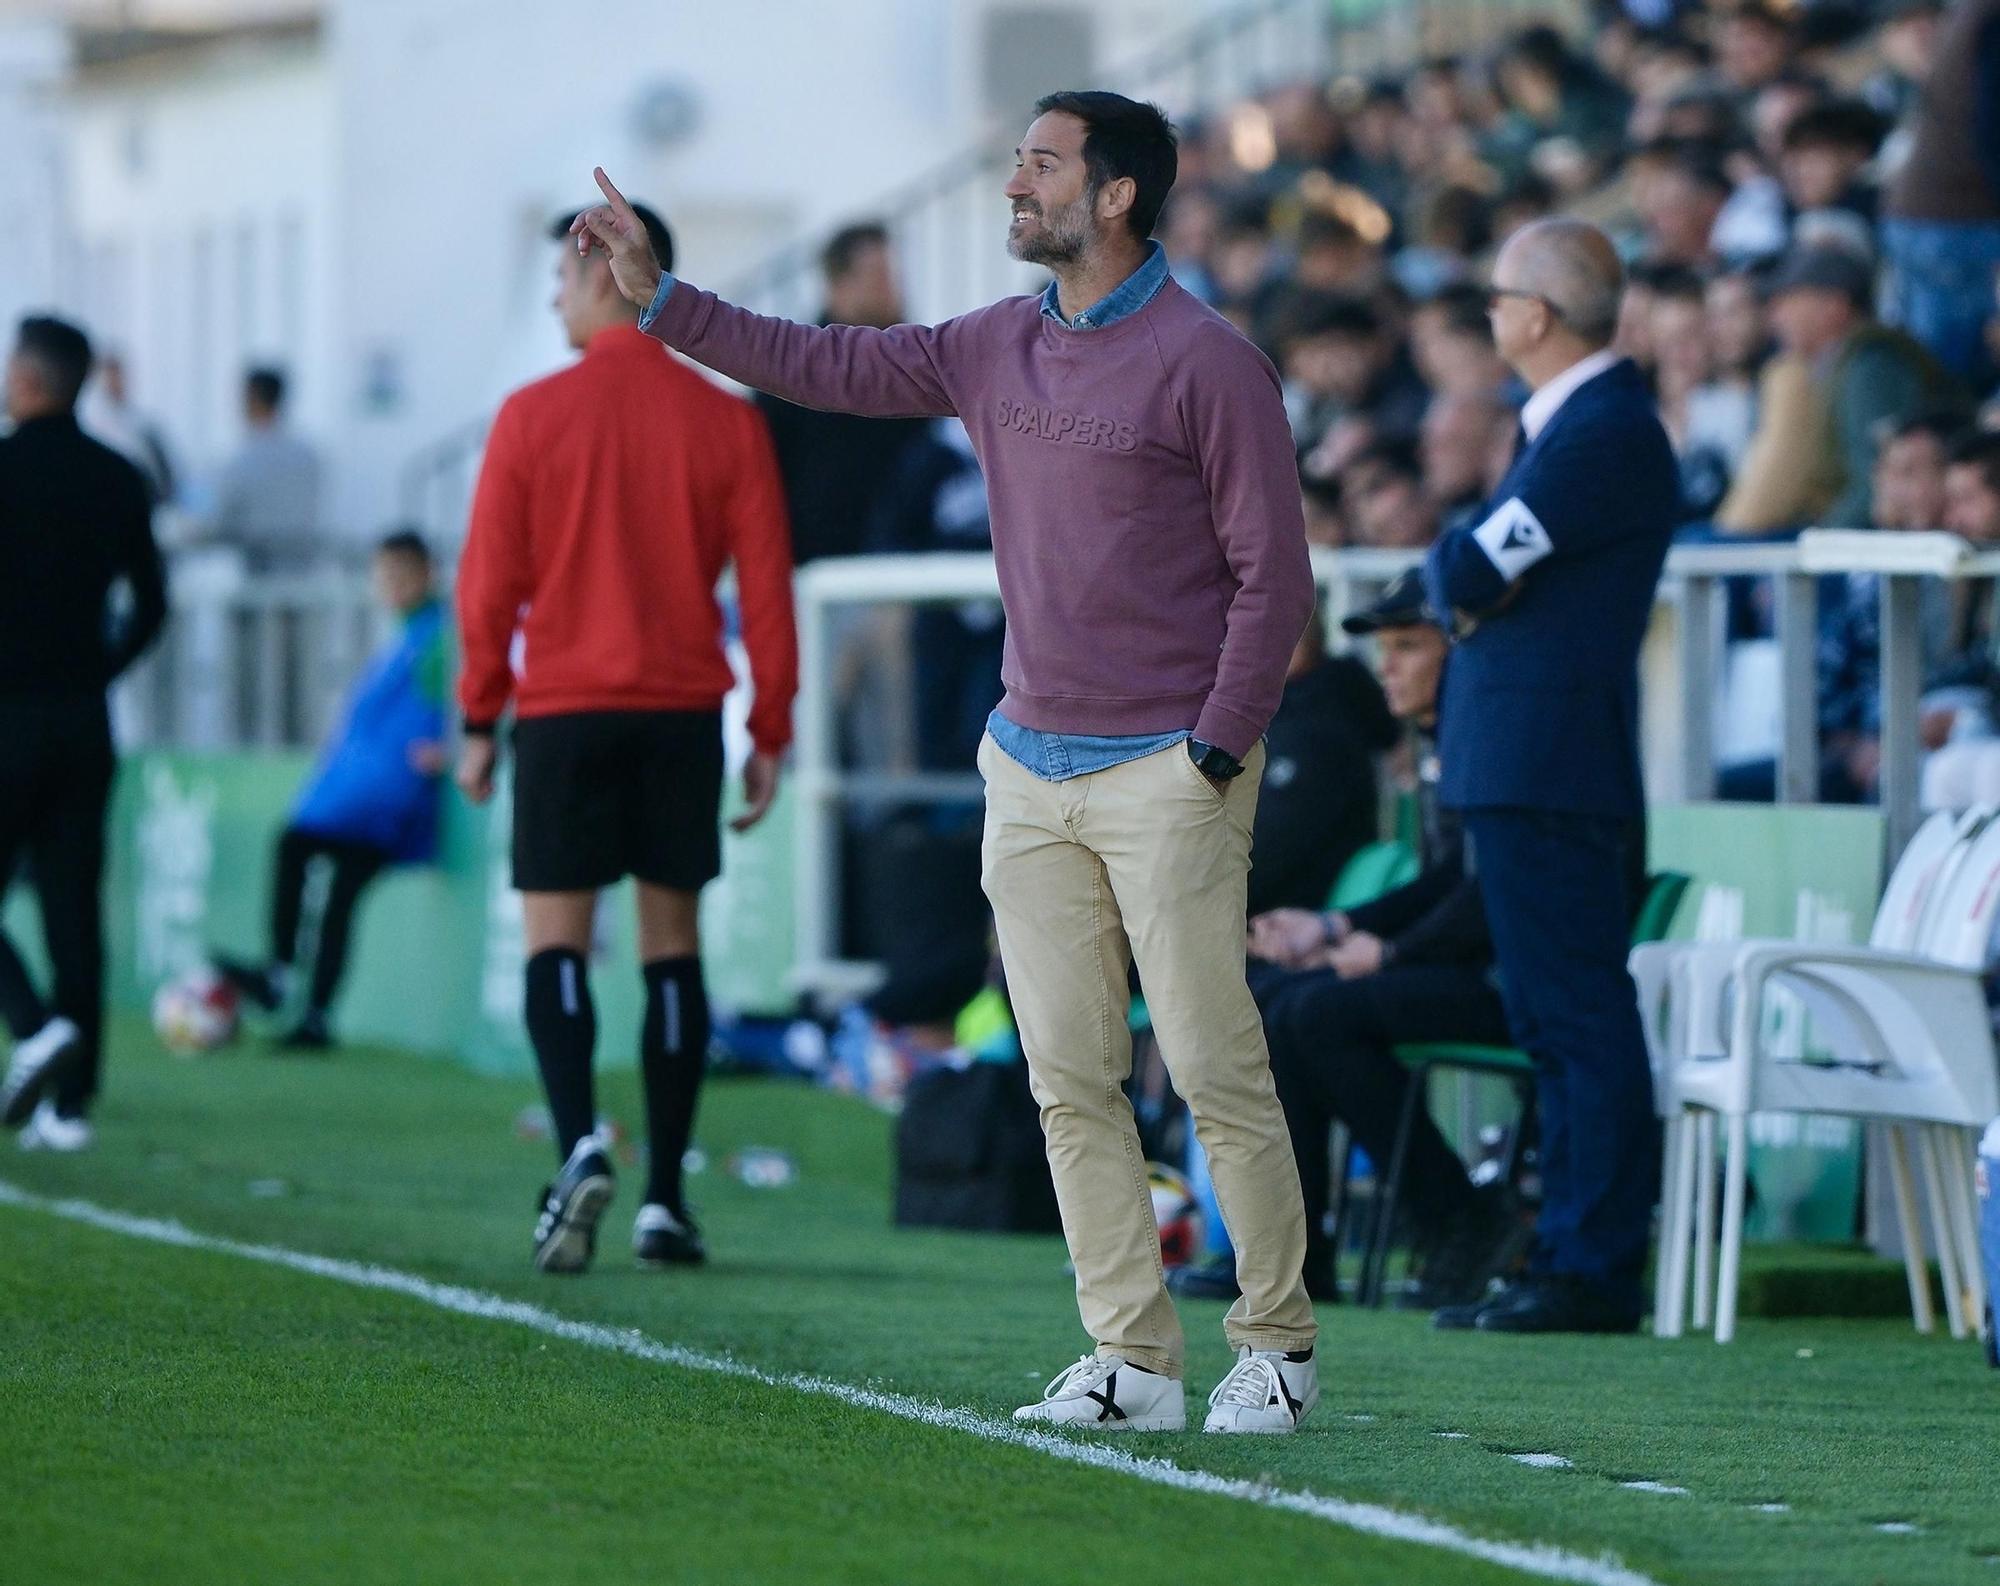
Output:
(1425, 219), (1672, 1335)
(456, 200), (797, 1275)
(1246, 610), (1399, 919)
(0, 315), (167, 1146)
(577, 87), (1326, 1433)
(1881, 0), (2000, 393)
(1921, 431), (2000, 806)
(80, 351), (174, 506)
(1711, 1), (1800, 106)
(1717, 245), (1954, 532)
(756, 222), (929, 566)
(1274, 291), (1427, 447)
(207, 366), (323, 572)
(1409, 285), (1514, 400)
(1631, 138), (1732, 267)
(1484, 24), (1631, 189)
(1697, 265), (1771, 431)
(1777, 100), (1887, 235)
(1342, 439), (1440, 548)
(1865, 0), (1944, 134)
(1191, 571), (1523, 1310)
(1649, 268), (1739, 517)
(1422, 388), (1519, 531)
(1719, 411), (1964, 803)
(213, 531), (449, 1050)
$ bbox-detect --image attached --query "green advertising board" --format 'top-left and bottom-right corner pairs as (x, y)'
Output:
(1649, 803), (1886, 1244)
(3, 749), (797, 1079)
(3, 758), (1882, 1247)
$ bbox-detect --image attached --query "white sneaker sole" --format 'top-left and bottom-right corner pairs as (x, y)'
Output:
(1012, 1407), (1187, 1432)
(534, 1174), (614, 1274)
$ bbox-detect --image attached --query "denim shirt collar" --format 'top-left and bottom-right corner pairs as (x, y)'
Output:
(1038, 240), (1170, 331)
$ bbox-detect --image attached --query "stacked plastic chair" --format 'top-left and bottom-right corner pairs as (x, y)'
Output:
(1634, 808), (2000, 1343)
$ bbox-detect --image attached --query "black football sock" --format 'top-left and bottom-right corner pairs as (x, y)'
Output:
(524, 948), (598, 1162)
(640, 955), (711, 1213)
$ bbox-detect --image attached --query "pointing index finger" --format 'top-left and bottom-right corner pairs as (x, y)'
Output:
(593, 166), (637, 222)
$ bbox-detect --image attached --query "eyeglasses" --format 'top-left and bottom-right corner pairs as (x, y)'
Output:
(1486, 286), (1565, 321)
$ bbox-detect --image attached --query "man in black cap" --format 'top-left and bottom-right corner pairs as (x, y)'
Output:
(1173, 570), (1523, 1308)
(1718, 244), (1957, 532)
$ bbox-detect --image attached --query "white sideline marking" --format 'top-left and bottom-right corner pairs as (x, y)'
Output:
(1752, 1503), (1791, 1514)
(0, 1180), (1664, 1586)
(1619, 1482), (1688, 1497)
(1512, 1454), (1576, 1470)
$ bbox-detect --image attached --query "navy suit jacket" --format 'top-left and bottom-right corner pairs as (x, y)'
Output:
(1422, 359), (1677, 819)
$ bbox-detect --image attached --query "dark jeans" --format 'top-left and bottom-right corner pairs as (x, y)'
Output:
(0, 697), (116, 1115)
(1882, 217), (2000, 394)
(1250, 958), (1513, 1274)
(273, 827), (390, 1016)
(1464, 808), (1658, 1299)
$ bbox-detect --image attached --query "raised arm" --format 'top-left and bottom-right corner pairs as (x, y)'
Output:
(571, 168), (958, 420)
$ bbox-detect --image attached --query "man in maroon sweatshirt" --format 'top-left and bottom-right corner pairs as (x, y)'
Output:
(575, 90), (1319, 1434)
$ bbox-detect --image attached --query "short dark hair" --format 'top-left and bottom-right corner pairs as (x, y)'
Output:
(246, 366), (286, 411)
(1347, 437), (1423, 487)
(376, 527), (432, 566)
(1781, 99), (1886, 157)
(1636, 137), (1735, 197)
(1297, 210), (1364, 253)
(821, 222), (890, 284)
(1724, 0), (1794, 36)
(550, 202), (675, 275)
(15, 315), (92, 409)
(1273, 290), (1383, 348)
(1649, 266), (1708, 307)
(1948, 431), (2000, 497)
(1032, 90), (1179, 241)
(1887, 410), (1966, 450)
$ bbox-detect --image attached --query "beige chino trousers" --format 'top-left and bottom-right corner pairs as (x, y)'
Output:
(976, 732), (1318, 1378)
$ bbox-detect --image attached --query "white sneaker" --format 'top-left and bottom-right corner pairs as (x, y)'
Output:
(1013, 1353), (1186, 1432)
(1203, 1346), (1318, 1433)
(1, 1017), (82, 1128)
(19, 1098), (94, 1154)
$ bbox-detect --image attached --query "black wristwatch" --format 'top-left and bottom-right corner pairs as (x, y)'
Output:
(1187, 738), (1245, 781)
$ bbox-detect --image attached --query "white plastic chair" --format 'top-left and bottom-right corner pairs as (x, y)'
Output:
(1639, 808), (2000, 1343)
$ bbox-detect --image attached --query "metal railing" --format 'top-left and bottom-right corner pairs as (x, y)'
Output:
(787, 538), (1988, 990)
(115, 559), (387, 751)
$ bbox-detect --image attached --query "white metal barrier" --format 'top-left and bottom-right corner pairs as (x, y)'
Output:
(113, 555), (386, 751)
(790, 536), (2000, 991)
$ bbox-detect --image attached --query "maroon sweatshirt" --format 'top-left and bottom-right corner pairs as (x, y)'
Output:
(644, 275), (1313, 760)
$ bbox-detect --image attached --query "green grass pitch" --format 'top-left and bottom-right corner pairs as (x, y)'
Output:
(2, 1023), (1996, 1584)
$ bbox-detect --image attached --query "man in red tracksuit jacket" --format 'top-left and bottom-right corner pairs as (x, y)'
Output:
(455, 201), (797, 1276)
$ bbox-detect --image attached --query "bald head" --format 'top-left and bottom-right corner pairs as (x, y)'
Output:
(1494, 218), (1624, 347)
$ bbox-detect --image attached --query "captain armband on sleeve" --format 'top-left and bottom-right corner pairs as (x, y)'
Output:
(1470, 497), (1554, 583)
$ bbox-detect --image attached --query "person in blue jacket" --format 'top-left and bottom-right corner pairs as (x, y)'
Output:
(1424, 218), (1677, 1334)
(217, 530), (449, 1049)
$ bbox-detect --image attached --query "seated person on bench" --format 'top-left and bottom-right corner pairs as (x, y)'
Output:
(215, 530), (449, 1050)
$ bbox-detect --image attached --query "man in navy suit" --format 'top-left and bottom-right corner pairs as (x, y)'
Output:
(1424, 219), (1677, 1334)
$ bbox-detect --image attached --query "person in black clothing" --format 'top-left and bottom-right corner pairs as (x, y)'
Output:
(0, 315), (168, 1145)
(755, 222), (929, 565)
(1248, 610), (1399, 917)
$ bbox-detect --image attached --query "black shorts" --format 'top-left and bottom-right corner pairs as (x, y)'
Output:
(511, 710), (724, 893)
